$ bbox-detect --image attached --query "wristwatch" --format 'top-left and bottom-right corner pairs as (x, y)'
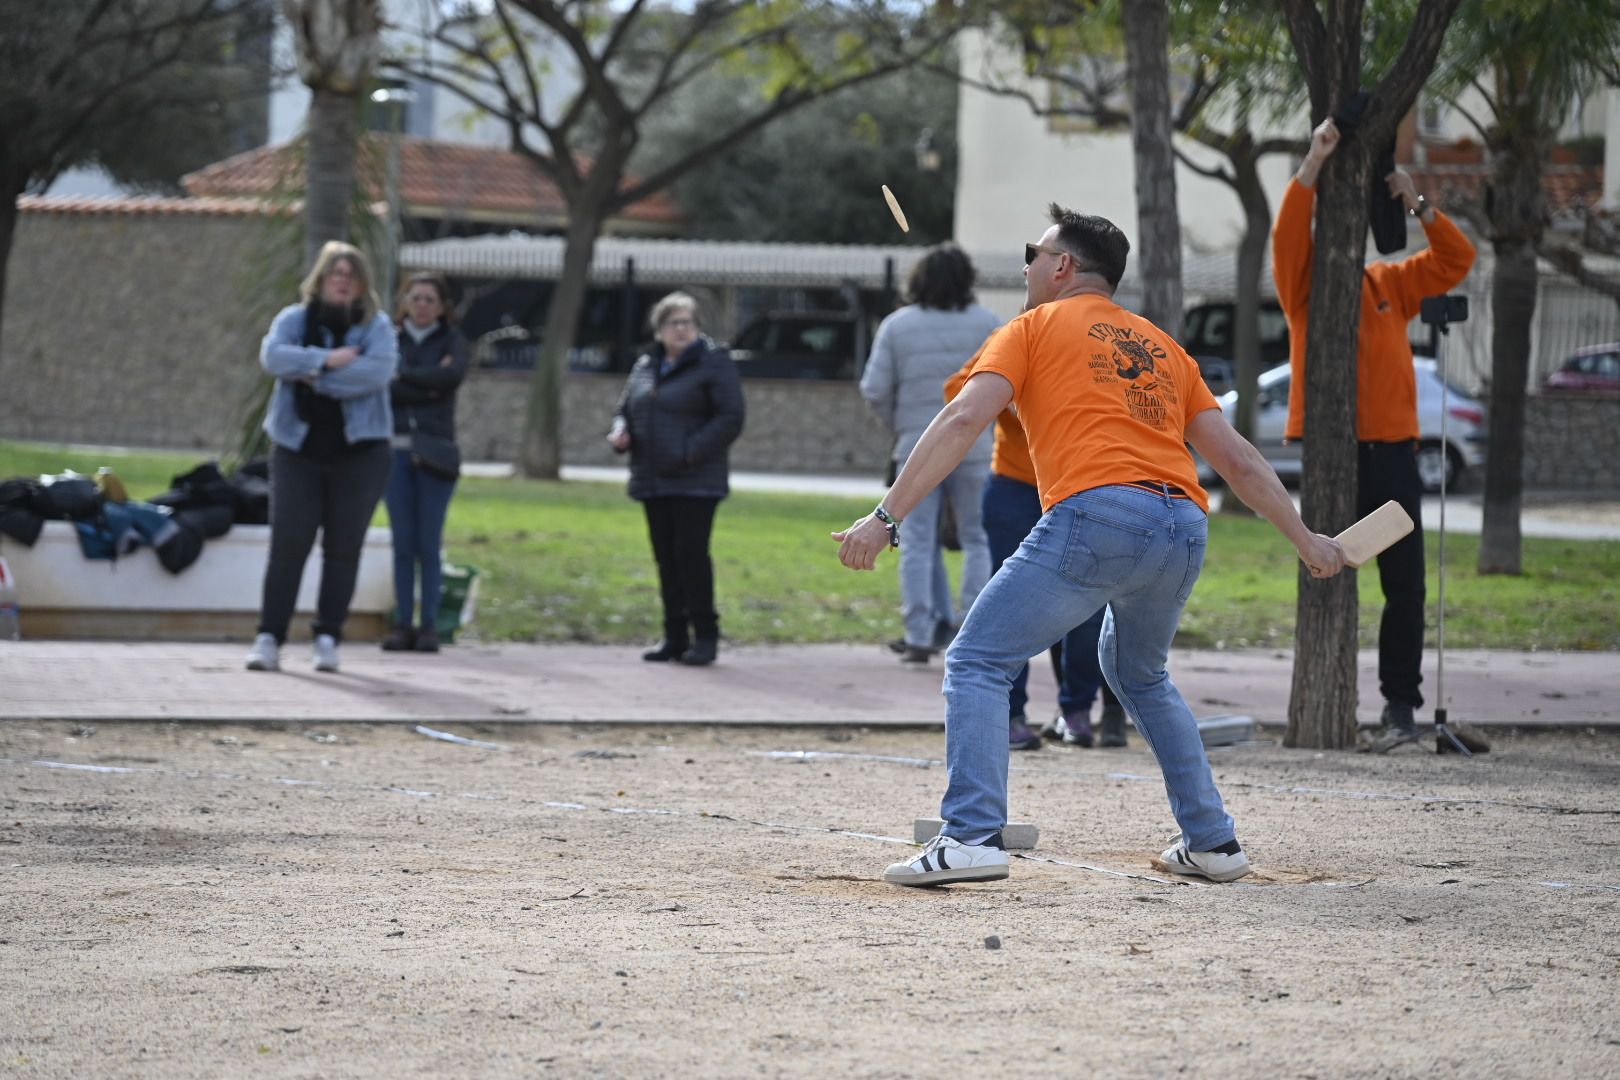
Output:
(1408, 195), (1429, 219)
(873, 505), (901, 548)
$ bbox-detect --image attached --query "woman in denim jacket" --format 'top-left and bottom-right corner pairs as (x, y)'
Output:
(245, 241), (398, 674)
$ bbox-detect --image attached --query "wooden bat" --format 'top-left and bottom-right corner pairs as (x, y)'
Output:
(881, 184), (909, 233)
(1335, 500), (1415, 568)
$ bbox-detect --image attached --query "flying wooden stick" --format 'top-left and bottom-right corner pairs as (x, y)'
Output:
(1334, 500), (1415, 568)
(881, 184), (909, 233)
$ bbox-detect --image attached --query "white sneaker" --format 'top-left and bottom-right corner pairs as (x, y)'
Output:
(1158, 837), (1252, 883)
(883, 833), (1009, 887)
(245, 633), (280, 672)
(313, 634), (340, 673)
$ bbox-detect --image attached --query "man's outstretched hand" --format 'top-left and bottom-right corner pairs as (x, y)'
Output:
(833, 514), (890, 571)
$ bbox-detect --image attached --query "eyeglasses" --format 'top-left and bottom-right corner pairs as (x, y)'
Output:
(1024, 243), (1070, 267)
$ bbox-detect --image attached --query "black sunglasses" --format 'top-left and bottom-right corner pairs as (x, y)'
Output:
(1024, 243), (1069, 267)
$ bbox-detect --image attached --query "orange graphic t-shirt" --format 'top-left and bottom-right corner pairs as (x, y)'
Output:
(969, 294), (1220, 513)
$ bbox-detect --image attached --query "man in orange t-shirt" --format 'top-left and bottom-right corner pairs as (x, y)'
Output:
(1273, 118), (1477, 753)
(836, 204), (1346, 888)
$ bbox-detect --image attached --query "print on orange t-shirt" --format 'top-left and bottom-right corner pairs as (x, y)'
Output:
(969, 294), (1220, 513)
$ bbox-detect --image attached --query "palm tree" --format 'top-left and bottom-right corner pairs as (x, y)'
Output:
(1429, 0), (1620, 575)
(284, 0), (381, 267)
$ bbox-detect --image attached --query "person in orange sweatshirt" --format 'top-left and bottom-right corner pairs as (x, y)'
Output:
(1273, 118), (1477, 753)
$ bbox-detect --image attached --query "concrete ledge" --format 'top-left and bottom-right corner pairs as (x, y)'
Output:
(0, 522), (392, 641)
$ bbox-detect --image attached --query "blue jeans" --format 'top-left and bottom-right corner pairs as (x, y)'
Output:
(384, 450), (458, 628)
(941, 485), (1234, 850)
(899, 458), (990, 647)
(981, 474), (1109, 720)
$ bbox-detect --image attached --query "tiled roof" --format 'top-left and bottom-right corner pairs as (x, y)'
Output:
(1408, 164), (1605, 216)
(17, 195), (294, 217)
(182, 135), (682, 227)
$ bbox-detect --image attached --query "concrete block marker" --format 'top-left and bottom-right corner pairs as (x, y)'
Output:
(1198, 714), (1255, 747)
(914, 817), (1038, 850)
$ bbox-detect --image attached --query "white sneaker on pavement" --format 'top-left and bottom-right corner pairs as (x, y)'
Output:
(313, 634), (340, 673)
(1157, 837), (1252, 883)
(245, 633), (280, 672)
(883, 832), (1010, 887)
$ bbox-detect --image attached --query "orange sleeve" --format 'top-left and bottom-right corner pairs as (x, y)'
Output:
(1387, 211), (1477, 320)
(943, 350), (979, 403)
(1272, 179), (1315, 318)
(1177, 345), (1220, 423)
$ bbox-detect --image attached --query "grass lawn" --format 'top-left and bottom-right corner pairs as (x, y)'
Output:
(4, 440), (1617, 651)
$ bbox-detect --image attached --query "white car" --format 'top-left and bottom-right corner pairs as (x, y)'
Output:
(1204, 358), (1487, 492)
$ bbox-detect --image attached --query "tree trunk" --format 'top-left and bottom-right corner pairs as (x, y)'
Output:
(1230, 143), (1270, 443)
(520, 207), (608, 479)
(304, 86), (358, 268)
(1477, 141), (1545, 575)
(1121, 0), (1183, 338)
(1284, 144), (1368, 750)
(0, 173), (22, 363)
(1219, 140), (1271, 518)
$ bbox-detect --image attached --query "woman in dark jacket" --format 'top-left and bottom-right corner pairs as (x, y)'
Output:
(607, 292), (746, 666)
(382, 273), (470, 653)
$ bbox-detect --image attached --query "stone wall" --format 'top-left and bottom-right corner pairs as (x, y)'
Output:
(1522, 393), (1620, 490)
(0, 207), (294, 452)
(457, 369), (892, 474)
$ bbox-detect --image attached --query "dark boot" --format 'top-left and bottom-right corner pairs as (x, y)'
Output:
(642, 639), (689, 662)
(381, 626), (415, 652)
(680, 638), (718, 666)
(1098, 701), (1128, 748)
(1362, 701), (1421, 754)
(414, 626), (441, 653)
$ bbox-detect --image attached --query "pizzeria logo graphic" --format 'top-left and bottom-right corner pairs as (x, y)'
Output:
(1087, 322), (1172, 428)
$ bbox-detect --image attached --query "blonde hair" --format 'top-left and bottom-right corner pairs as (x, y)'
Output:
(298, 241), (380, 320)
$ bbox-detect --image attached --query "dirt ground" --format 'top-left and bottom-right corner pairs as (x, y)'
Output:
(2, 720), (1618, 1079)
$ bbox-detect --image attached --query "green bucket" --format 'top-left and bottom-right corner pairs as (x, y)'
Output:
(435, 562), (481, 642)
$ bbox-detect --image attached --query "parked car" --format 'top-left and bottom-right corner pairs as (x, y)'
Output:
(727, 310), (859, 380)
(1543, 343), (1620, 394)
(1201, 358), (1487, 492)
(1183, 299), (1291, 366)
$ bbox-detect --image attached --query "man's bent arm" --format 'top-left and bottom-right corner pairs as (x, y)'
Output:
(1186, 408), (1345, 576)
(833, 372), (1011, 571)
(885, 372), (1011, 519)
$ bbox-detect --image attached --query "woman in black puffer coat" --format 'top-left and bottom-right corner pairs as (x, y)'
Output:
(607, 292), (745, 666)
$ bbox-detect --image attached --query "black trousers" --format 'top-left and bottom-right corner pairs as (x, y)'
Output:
(642, 496), (721, 645)
(1358, 440), (1426, 708)
(259, 442), (391, 644)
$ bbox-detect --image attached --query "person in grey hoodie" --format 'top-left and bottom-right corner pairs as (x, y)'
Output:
(859, 244), (1002, 664)
(608, 292), (746, 666)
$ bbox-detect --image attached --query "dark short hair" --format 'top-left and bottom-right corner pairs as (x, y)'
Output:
(905, 243), (976, 310)
(1047, 203), (1130, 289)
(395, 273), (457, 326)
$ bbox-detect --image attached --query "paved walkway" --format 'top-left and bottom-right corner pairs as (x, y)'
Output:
(1, 641), (1611, 728)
